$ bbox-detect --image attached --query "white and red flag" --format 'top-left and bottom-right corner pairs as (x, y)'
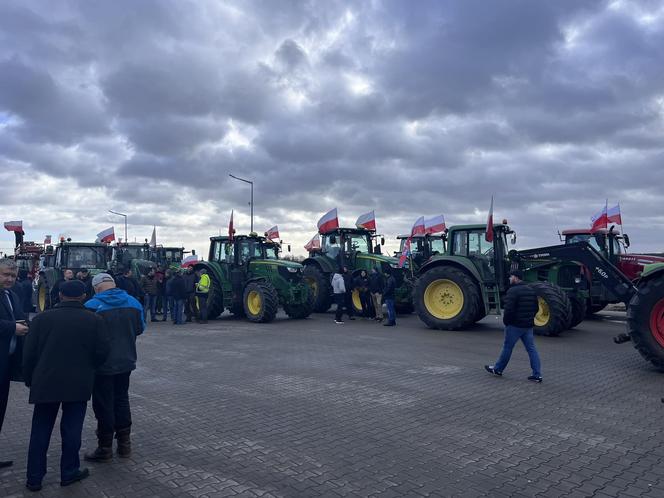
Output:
(355, 210), (376, 231)
(607, 204), (622, 225)
(229, 210), (235, 241)
(398, 237), (412, 268)
(97, 227), (115, 243)
(411, 216), (426, 236)
(181, 255), (199, 267)
(304, 234), (321, 252)
(266, 225), (280, 240)
(424, 215), (446, 234)
(317, 208), (339, 233)
(3, 220), (23, 232)
(485, 197), (494, 243)
(591, 201), (608, 233)
(44, 235), (52, 245)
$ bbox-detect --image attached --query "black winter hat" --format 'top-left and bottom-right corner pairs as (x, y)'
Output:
(60, 279), (86, 298)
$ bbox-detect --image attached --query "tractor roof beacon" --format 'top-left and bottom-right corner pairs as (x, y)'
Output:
(193, 233), (312, 323)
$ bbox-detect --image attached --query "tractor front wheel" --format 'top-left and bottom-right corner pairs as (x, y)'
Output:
(531, 282), (571, 337)
(414, 266), (480, 330)
(303, 265), (332, 313)
(243, 281), (279, 323)
(37, 281), (50, 313)
(627, 277), (664, 371)
(283, 299), (312, 319)
(568, 296), (587, 329)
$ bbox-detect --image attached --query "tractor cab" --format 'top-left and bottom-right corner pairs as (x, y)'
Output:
(111, 242), (154, 276)
(150, 246), (185, 267)
(396, 234), (446, 269)
(319, 228), (384, 268)
(53, 242), (111, 273)
(562, 228), (626, 263)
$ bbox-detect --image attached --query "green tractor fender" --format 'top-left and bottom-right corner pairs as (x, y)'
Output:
(302, 255), (337, 274)
(417, 256), (483, 283)
(194, 261), (225, 287)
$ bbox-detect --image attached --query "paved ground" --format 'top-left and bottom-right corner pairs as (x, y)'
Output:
(1, 309), (663, 497)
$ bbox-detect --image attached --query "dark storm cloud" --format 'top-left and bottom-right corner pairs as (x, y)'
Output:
(1, 0), (664, 256)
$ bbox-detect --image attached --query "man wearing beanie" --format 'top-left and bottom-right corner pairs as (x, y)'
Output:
(485, 269), (543, 383)
(83, 273), (145, 462)
(22, 279), (109, 491)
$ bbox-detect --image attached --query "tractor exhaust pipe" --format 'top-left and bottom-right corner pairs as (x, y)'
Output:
(613, 333), (631, 344)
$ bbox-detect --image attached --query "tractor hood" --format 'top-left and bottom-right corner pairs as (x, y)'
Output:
(357, 253), (401, 268)
(249, 259), (303, 270)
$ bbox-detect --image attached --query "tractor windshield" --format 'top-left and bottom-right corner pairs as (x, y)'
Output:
(264, 244), (279, 260)
(164, 249), (183, 263)
(566, 234), (604, 253)
(345, 234), (370, 254)
(238, 239), (262, 264)
(123, 246), (150, 260)
(322, 234), (341, 259)
(65, 246), (108, 269)
(429, 237), (445, 255)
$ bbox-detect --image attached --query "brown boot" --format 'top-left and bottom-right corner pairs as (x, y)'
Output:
(84, 433), (113, 462)
(115, 427), (131, 458)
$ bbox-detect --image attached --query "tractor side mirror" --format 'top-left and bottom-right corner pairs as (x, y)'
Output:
(623, 234), (630, 248)
(511, 233), (517, 245)
(380, 237), (385, 246)
(192, 249), (196, 255)
(374, 245), (382, 255)
(288, 244), (292, 252)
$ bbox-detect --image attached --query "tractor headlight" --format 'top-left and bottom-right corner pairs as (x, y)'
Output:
(287, 267), (299, 273)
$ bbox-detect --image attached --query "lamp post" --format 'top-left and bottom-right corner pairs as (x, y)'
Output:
(228, 174), (254, 233)
(108, 210), (128, 242)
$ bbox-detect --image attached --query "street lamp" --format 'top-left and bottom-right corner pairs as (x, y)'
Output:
(108, 210), (128, 242)
(228, 174), (254, 233)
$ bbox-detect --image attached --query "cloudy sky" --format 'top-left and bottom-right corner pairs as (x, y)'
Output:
(1, 0), (663, 259)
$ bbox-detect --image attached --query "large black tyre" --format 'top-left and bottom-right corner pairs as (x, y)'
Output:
(243, 281), (279, 323)
(530, 282), (570, 337)
(414, 265), (481, 330)
(195, 269), (224, 319)
(303, 265), (332, 313)
(568, 295), (587, 329)
(627, 276), (664, 371)
(36, 281), (50, 313)
(283, 299), (312, 319)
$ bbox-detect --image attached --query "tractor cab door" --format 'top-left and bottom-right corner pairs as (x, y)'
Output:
(343, 233), (370, 269)
(452, 230), (496, 283)
(322, 233), (343, 268)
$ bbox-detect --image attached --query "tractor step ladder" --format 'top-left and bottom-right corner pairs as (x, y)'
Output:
(485, 284), (501, 314)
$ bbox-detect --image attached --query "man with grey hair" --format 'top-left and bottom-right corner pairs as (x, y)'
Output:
(0, 258), (28, 468)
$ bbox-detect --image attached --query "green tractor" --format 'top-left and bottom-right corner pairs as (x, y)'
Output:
(34, 240), (112, 312)
(395, 233), (446, 272)
(302, 227), (413, 315)
(149, 246), (185, 268)
(111, 242), (156, 278)
(413, 222), (586, 336)
(194, 233), (311, 323)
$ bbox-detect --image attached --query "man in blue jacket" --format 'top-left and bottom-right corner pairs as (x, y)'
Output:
(83, 273), (145, 461)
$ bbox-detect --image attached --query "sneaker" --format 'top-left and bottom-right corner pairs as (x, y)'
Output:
(484, 365), (502, 376)
(25, 482), (42, 492)
(335, 320), (344, 324)
(528, 375), (543, 383)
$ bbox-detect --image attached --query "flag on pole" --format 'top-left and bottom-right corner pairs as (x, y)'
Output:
(182, 254), (199, 267)
(591, 201), (608, 233)
(355, 210), (376, 231)
(607, 204), (622, 225)
(96, 227), (115, 243)
(411, 216), (426, 236)
(424, 215), (446, 234)
(266, 225), (280, 240)
(317, 208), (339, 233)
(485, 197), (494, 242)
(149, 226), (156, 248)
(229, 210), (235, 242)
(3, 220), (23, 232)
(44, 235), (52, 245)
(304, 234), (321, 251)
(398, 237), (412, 268)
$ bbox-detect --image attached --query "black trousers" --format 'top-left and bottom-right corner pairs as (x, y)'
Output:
(344, 291), (354, 318)
(334, 294), (346, 321)
(27, 401), (86, 484)
(92, 372), (132, 436)
(0, 364), (9, 434)
(196, 293), (208, 321)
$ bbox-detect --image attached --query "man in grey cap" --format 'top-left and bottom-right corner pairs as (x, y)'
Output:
(83, 273), (145, 462)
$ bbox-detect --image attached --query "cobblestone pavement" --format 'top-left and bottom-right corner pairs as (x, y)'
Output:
(1, 310), (663, 497)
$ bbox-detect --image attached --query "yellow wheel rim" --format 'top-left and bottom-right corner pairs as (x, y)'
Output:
(534, 297), (550, 327)
(305, 278), (318, 300)
(38, 286), (46, 311)
(424, 279), (464, 319)
(247, 290), (262, 315)
(352, 289), (363, 311)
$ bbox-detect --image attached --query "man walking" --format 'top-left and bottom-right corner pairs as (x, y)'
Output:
(382, 269), (397, 327)
(140, 268), (159, 322)
(22, 280), (109, 491)
(368, 268), (384, 322)
(332, 268), (346, 324)
(195, 269), (210, 324)
(83, 273), (145, 461)
(485, 270), (542, 382)
(0, 258), (28, 468)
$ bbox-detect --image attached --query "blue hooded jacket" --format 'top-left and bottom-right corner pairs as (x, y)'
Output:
(85, 288), (145, 375)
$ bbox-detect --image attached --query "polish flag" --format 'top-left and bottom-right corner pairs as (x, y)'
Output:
(229, 210), (235, 241)
(266, 225), (280, 240)
(181, 255), (199, 267)
(398, 237), (412, 268)
(355, 210), (376, 231)
(97, 227), (115, 243)
(591, 201), (608, 233)
(3, 220), (23, 232)
(607, 204), (622, 225)
(317, 208), (339, 234)
(424, 215), (446, 234)
(304, 234), (321, 252)
(485, 197), (494, 243)
(411, 216), (426, 236)
(44, 235), (52, 245)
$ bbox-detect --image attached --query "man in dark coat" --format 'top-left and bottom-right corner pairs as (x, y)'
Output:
(382, 270), (397, 327)
(78, 269), (94, 301)
(342, 267), (355, 320)
(22, 280), (109, 491)
(485, 270), (542, 382)
(84, 273), (144, 462)
(116, 268), (141, 300)
(139, 268), (159, 322)
(0, 258), (28, 468)
(170, 270), (186, 325)
(49, 269), (74, 307)
(13, 269), (34, 314)
(182, 267), (196, 322)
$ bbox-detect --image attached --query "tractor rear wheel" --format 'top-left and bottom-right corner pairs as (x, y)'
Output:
(627, 277), (664, 371)
(243, 281), (279, 323)
(37, 281), (50, 313)
(531, 282), (570, 337)
(568, 296), (587, 329)
(414, 266), (480, 330)
(303, 265), (332, 313)
(283, 299), (312, 319)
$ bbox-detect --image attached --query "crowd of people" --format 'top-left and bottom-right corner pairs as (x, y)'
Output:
(332, 267), (397, 326)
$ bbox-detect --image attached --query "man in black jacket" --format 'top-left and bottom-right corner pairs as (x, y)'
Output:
(485, 270), (542, 382)
(0, 258), (28, 469)
(22, 280), (109, 491)
(382, 270), (397, 327)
